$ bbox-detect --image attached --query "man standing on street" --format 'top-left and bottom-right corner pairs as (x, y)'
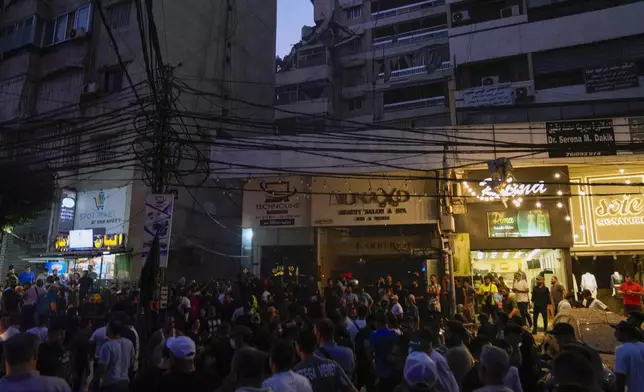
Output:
(550, 276), (565, 317)
(618, 273), (644, 317)
(512, 272), (531, 329)
(531, 276), (550, 335)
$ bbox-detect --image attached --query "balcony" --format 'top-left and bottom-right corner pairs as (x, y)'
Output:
(373, 25), (448, 49)
(449, 2), (644, 65)
(275, 98), (332, 120)
(384, 96), (445, 112)
(377, 61), (452, 82)
(371, 0), (446, 20)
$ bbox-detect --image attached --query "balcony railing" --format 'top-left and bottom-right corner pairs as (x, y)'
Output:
(373, 26), (448, 49)
(371, 0), (446, 20)
(377, 61), (452, 81)
(384, 96), (445, 112)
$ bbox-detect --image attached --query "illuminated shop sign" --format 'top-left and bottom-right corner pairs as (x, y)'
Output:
(55, 233), (126, 252)
(487, 210), (552, 238)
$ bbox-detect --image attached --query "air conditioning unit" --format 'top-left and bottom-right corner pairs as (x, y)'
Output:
(500, 5), (520, 18)
(481, 75), (500, 85)
(452, 10), (470, 23)
(69, 27), (87, 39)
(81, 82), (99, 95)
(515, 85), (535, 102)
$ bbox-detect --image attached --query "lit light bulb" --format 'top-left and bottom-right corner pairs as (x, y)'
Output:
(626, 180), (631, 184)
(557, 202), (563, 208)
(619, 168), (625, 174)
(470, 191), (476, 196)
(554, 173), (561, 179)
(580, 224), (585, 230)
(557, 190), (563, 196)
(462, 181), (469, 187)
(579, 190), (585, 196)
(506, 177), (513, 183)
(565, 216), (571, 221)
(536, 202), (542, 208)
(517, 198), (523, 203)
(574, 234), (579, 239)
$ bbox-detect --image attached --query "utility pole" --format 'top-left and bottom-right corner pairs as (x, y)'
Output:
(441, 76), (458, 316)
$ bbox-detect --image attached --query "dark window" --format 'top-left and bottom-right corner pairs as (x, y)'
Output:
(93, 135), (117, 163)
(534, 69), (585, 90)
(527, 0), (641, 23)
(383, 82), (444, 105)
(347, 97), (363, 111)
(107, 1), (132, 29)
(346, 6), (362, 20)
(103, 68), (123, 93)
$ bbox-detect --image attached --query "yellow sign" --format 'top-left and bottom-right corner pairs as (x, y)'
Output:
(55, 233), (126, 252)
(571, 173), (644, 248)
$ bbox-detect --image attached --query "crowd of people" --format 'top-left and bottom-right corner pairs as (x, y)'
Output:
(0, 266), (643, 392)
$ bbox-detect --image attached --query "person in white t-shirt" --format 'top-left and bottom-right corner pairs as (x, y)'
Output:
(512, 272), (532, 329)
(390, 295), (404, 317)
(582, 290), (609, 311)
(263, 339), (313, 392)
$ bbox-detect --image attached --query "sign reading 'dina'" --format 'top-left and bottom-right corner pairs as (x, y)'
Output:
(546, 119), (616, 158)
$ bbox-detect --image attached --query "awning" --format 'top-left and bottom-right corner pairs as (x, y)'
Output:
(21, 257), (70, 263)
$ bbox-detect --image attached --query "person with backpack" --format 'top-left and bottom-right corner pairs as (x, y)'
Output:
(347, 305), (368, 345)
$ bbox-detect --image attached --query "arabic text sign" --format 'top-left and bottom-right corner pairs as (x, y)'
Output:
(462, 84), (514, 107)
(55, 232), (126, 252)
(142, 194), (175, 268)
(546, 119), (616, 158)
(584, 62), (639, 93)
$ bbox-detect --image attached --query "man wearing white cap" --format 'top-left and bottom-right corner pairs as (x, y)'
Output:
(155, 336), (212, 392)
(399, 360), (439, 392)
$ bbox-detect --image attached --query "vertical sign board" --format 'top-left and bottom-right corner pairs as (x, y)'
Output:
(142, 194), (175, 268)
(629, 117), (644, 154)
(546, 119), (616, 158)
(58, 188), (77, 232)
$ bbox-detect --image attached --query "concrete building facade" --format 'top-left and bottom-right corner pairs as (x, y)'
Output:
(0, 0), (276, 280)
(274, 0), (644, 132)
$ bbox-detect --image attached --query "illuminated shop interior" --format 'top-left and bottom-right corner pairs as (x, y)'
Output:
(471, 249), (567, 285)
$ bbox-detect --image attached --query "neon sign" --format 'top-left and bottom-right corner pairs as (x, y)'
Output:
(479, 178), (548, 199)
(55, 233), (126, 252)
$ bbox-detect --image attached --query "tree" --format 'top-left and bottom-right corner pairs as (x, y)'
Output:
(0, 162), (56, 231)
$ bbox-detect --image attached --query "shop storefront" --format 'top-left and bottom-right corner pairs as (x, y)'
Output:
(45, 186), (133, 283)
(312, 173), (441, 284)
(241, 177), (314, 281)
(568, 165), (644, 309)
(461, 166), (573, 290)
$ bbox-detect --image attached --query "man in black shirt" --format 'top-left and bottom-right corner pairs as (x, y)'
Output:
(531, 276), (550, 335)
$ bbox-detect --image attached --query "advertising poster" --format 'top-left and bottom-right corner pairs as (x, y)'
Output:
(242, 177), (310, 228)
(487, 210), (551, 238)
(74, 187), (129, 234)
(142, 194), (175, 268)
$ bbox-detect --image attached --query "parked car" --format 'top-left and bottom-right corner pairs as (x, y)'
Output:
(544, 307), (624, 370)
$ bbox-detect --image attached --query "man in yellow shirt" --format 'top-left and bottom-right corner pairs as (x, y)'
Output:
(478, 275), (499, 321)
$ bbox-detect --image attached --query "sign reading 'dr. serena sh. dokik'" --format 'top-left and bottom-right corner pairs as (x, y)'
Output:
(242, 177), (311, 228)
(546, 119), (616, 158)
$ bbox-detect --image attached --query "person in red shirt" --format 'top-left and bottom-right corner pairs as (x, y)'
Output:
(618, 273), (644, 316)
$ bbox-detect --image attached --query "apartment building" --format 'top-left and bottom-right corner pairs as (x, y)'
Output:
(0, 0), (276, 279)
(275, 0), (644, 131)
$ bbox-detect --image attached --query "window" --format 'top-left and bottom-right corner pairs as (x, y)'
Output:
(103, 68), (124, 93)
(347, 97), (363, 112)
(43, 4), (92, 46)
(107, 2), (132, 29)
(0, 15), (37, 52)
(346, 6), (363, 20)
(93, 135), (117, 163)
